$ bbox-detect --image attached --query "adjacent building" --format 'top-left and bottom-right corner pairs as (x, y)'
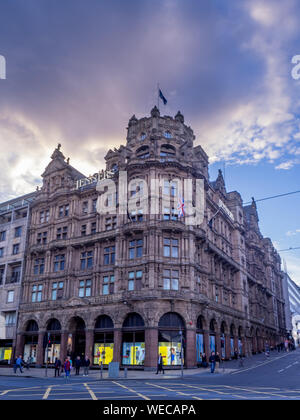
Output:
(15, 107), (287, 368)
(283, 273), (300, 347)
(0, 193), (36, 363)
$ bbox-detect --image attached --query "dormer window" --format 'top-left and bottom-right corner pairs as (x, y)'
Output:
(136, 146), (149, 159)
(140, 133), (146, 141)
(164, 131), (172, 139)
(160, 144), (176, 161)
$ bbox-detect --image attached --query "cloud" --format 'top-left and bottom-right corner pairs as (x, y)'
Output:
(0, 0), (300, 202)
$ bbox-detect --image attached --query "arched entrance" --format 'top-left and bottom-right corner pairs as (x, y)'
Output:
(122, 313), (145, 366)
(158, 312), (185, 367)
(94, 315), (114, 366)
(196, 315), (206, 364)
(45, 319), (61, 364)
(209, 319), (217, 354)
(23, 320), (39, 363)
(220, 322), (227, 359)
(68, 317), (86, 361)
(230, 324), (236, 357)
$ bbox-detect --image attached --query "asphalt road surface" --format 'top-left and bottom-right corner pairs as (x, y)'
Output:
(0, 350), (299, 400)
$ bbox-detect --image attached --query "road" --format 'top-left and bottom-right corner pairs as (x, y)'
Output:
(0, 350), (299, 400)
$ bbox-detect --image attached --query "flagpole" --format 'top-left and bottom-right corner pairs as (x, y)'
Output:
(157, 82), (160, 111)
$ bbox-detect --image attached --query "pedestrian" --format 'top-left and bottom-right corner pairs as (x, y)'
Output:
(83, 355), (90, 377)
(201, 353), (208, 368)
(209, 352), (216, 374)
(64, 357), (71, 381)
(234, 349), (238, 360)
(75, 356), (81, 375)
(156, 353), (164, 374)
(54, 357), (62, 377)
(14, 355), (24, 374)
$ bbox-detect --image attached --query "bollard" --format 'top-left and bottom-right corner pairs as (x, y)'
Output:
(124, 367), (127, 378)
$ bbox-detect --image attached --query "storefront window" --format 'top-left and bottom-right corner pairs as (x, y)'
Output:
(122, 332), (145, 365)
(158, 312), (185, 366)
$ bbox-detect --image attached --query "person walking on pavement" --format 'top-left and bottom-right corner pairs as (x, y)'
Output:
(64, 357), (71, 382)
(14, 355), (24, 374)
(209, 352), (216, 374)
(83, 356), (90, 377)
(156, 353), (164, 374)
(54, 357), (62, 377)
(75, 356), (81, 376)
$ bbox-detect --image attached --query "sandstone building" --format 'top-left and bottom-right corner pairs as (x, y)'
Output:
(0, 193), (35, 362)
(15, 107), (287, 368)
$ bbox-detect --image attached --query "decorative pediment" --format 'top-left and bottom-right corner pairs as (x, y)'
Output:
(65, 297), (90, 307)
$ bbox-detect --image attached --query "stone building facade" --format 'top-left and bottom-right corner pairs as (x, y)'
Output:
(15, 107), (287, 368)
(0, 193), (36, 363)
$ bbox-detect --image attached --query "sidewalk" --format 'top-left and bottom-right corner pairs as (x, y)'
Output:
(1, 350), (295, 380)
(0, 365), (234, 380)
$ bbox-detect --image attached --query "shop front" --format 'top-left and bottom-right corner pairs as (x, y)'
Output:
(122, 313), (145, 366)
(23, 320), (39, 364)
(44, 319), (61, 364)
(209, 319), (217, 353)
(158, 312), (185, 367)
(0, 340), (13, 364)
(196, 315), (205, 364)
(93, 315), (114, 365)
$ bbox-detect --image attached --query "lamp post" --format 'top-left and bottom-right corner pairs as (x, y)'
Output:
(179, 329), (183, 378)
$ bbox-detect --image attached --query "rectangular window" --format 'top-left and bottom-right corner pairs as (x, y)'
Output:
(92, 199), (97, 213)
(51, 282), (64, 300)
(82, 201), (89, 214)
(105, 217), (117, 231)
(58, 204), (69, 218)
(129, 239), (143, 259)
(54, 254), (65, 272)
(12, 244), (20, 255)
(128, 270), (142, 291)
(37, 231), (48, 245)
(0, 231), (6, 242)
(15, 226), (22, 238)
(5, 312), (16, 326)
(31, 285), (42, 302)
(81, 224), (87, 236)
(163, 238), (179, 258)
(7, 290), (14, 303)
(102, 275), (115, 295)
(80, 251), (93, 270)
(129, 210), (143, 222)
(0, 267), (4, 285)
(104, 246), (115, 265)
(10, 266), (21, 283)
(0, 248), (4, 258)
(163, 269), (179, 290)
(163, 207), (178, 221)
(34, 258), (45, 275)
(91, 222), (97, 234)
(79, 279), (92, 298)
(56, 226), (68, 240)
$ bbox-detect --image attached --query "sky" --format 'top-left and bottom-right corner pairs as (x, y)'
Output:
(0, 0), (299, 283)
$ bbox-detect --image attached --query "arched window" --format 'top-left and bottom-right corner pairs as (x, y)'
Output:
(123, 313), (145, 328)
(46, 319), (61, 331)
(197, 316), (204, 331)
(136, 146), (149, 159)
(160, 144), (176, 157)
(210, 319), (216, 332)
(122, 313), (145, 366)
(95, 315), (114, 329)
(94, 315), (114, 366)
(26, 320), (39, 332)
(158, 312), (185, 328)
(164, 131), (172, 139)
(140, 132), (146, 141)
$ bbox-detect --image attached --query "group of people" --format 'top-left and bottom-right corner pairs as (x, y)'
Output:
(54, 355), (91, 378)
(200, 352), (222, 373)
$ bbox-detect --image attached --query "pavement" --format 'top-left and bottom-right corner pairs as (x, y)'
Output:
(0, 349), (299, 400)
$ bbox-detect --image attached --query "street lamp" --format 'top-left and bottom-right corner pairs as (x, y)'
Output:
(179, 329), (183, 378)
